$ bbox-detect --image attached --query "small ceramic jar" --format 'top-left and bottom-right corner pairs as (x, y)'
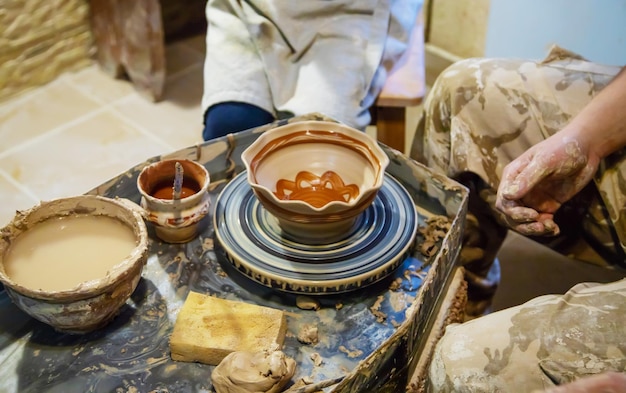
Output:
(137, 159), (211, 243)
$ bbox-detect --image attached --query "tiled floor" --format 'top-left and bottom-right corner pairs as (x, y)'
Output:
(1, 34), (622, 312)
(0, 35), (207, 227)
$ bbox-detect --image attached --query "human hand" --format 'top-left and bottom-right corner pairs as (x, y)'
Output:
(495, 134), (600, 236)
(536, 372), (626, 393)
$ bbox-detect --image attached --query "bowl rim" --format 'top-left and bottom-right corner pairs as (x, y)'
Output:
(241, 120), (390, 212)
(136, 158), (211, 205)
(0, 195), (149, 301)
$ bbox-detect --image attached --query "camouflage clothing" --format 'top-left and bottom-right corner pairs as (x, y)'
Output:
(410, 48), (626, 315)
(428, 279), (626, 392)
(411, 49), (626, 391)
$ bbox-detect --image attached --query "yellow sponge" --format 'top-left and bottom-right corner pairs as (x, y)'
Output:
(169, 291), (287, 366)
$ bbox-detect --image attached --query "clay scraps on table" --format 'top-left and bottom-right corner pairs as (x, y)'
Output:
(296, 296), (320, 311)
(297, 324), (319, 345)
(417, 215), (451, 260)
(369, 295), (386, 323)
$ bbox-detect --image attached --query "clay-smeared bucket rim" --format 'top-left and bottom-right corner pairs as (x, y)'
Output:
(0, 195), (149, 302)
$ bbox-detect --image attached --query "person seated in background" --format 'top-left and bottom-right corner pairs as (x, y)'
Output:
(200, 0), (422, 141)
(410, 47), (626, 391)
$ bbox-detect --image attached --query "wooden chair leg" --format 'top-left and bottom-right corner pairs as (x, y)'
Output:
(376, 106), (406, 153)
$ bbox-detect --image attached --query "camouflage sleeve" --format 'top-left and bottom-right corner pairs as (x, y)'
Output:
(410, 47), (625, 269)
(428, 278), (626, 392)
(412, 47), (620, 192)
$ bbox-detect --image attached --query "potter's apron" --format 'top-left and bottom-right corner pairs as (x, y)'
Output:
(201, 0), (422, 130)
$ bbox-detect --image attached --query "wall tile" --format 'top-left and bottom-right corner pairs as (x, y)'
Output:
(428, 0), (490, 58)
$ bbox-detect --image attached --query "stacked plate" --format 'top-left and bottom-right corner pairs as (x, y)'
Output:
(213, 171), (418, 294)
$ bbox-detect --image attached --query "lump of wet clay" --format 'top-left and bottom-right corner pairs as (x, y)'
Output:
(170, 292), (287, 366)
(295, 296), (320, 311)
(211, 350), (296, 393)
(297, 324), (319, 345)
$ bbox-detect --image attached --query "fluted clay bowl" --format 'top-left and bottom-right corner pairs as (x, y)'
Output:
(241, 120), (389, 243)
(0, 195), (149, 334)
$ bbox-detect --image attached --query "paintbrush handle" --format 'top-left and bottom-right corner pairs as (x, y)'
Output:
(173, 162), (184, 200)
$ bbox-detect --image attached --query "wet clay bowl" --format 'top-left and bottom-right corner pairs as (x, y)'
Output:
(241, 120), (389, 244)
(0, 195), (149, 334)
(137, 159), (211, 243)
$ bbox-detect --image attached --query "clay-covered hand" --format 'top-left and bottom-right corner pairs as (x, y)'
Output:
(495, 134), (600, 236)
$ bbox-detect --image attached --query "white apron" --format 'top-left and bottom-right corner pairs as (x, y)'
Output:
(201, 0), (422, 130)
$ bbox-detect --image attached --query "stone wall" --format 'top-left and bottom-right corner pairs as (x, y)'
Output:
(0, 0), (94, 103)
(422, 0), (490, 86)
(428, 0), (490, 59)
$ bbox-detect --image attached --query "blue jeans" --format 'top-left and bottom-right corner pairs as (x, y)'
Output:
(202, 102), (275, 141)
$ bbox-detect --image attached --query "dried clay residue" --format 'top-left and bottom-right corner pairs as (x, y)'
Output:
(369, 295), (386, 323)
(310, 352), (323, 367)
(297, 324), (319, 345)
(388, 277), (403, 291)
(296, 296), (320, 311)
(417, 215), (451, 260)
(289, 376), (314, 391)
(338, 345), (363, 359)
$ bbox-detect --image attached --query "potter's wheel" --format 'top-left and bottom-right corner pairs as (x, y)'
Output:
(213, 171), (417, 294)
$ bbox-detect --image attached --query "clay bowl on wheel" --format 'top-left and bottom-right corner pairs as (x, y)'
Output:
(241, 120), (389, 244)
(0, 195), (149, 334)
